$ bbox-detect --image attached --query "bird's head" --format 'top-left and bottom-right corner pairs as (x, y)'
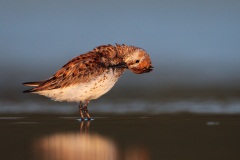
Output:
(123, 48), (153, 74)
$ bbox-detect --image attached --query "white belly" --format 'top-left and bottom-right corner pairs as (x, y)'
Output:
(37, 69), (122, 102)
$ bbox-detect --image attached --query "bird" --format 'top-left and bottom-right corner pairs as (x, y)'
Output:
(23, 44), (153, 120)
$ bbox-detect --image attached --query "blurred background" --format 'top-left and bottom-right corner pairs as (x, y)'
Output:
(0, 0), (239, 114)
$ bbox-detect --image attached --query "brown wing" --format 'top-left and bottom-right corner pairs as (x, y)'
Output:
(24, 51), (105, 93)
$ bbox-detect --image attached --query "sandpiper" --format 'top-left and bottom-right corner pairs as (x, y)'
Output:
(23, 44), (153, 120)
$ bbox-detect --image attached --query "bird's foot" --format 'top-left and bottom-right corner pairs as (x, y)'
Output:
(85, 118), (94, 121)
(76, 118), (94, 121)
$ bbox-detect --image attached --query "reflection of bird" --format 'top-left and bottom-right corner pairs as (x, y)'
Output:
(23, 44), (153, 120)
(34, 133), (150, 160)
(34, 133), (118, 160)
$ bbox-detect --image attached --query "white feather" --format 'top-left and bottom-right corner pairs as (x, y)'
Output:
(36, 69), (122, 102)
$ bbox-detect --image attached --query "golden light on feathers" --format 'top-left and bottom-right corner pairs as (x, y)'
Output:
(23, 44), (153, 120)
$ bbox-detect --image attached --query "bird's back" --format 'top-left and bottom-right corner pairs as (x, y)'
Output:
(23, 45), (126, 102)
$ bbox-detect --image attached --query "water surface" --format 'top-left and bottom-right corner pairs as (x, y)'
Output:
(0, 114), (239, 160)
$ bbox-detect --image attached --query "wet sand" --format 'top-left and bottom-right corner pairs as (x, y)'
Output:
(0, 114), (240, 160)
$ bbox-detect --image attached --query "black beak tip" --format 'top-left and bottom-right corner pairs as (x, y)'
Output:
(148, 66), (154, 71)
(143, 66), (153, 73)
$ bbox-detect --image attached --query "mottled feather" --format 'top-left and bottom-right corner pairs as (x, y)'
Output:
(22, 44), (153, 119)
(23, 44), (153, 94)
(23, 44), (127, 93)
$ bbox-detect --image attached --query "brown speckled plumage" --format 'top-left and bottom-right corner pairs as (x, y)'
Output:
(23, 44), (153, 120)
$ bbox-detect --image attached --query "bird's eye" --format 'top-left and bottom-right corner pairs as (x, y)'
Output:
(136, 60), (140, 63)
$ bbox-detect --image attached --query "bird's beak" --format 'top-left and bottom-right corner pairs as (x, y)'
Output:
(142, 65), (154, 73)
(147, 65), (154, 72)
(109, 62), (128, 69)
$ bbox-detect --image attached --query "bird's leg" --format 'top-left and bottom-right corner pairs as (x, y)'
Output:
(78, 101), (84, 121)
(83, 101), (91, 120)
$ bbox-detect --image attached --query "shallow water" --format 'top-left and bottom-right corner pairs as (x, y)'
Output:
(1, 99), (240, 114)
(0, 114), (240, 160)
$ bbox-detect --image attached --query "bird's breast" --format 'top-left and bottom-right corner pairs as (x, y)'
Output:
(37, 68), (124, 102)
